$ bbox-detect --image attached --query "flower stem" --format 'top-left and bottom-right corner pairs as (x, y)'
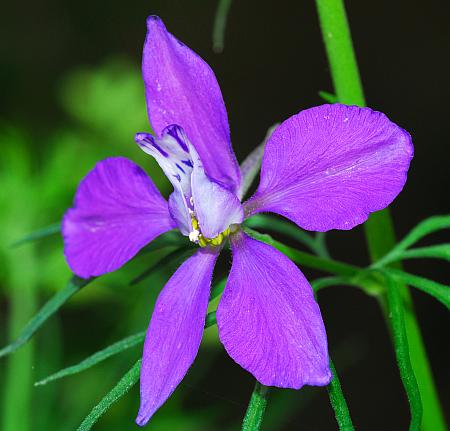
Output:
(315, 0), (446, 429)
(242, 382), (270, 431)
(327, 361), (355, 431)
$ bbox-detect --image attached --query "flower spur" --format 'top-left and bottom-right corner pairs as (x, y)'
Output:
(62, 16), (413, 426)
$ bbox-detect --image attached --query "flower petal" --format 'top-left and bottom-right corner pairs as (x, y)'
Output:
(136, 126), (193, 198)
(217, 231), (331, 388)
(142, 16), (240, 191)
(136, 126), (195, 235)
(137, 249), (218, 426)
(63, 157), (175, 278)
(191, 150), (243, 239)
(245, 104), (414, 231)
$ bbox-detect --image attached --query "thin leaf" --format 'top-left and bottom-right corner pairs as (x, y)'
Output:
(140, 230), (185, 254)
(318, 90), (338, 103)
(238, 124), (279, 200)
(212, 0), (233, 53)
(76, 311), (219, 429)
(11, 222), (61, 248)
(246, 214), (320, 256)
(315, 231), (330, 258)
(0, 276), (93, 358)
(130, 247), (193, 286)
(77, 359), (142, 431)
(311, 276), (352, 293)
(376, 215), (450, 267)
(205, 311), (217, 328)
(382, 268), (450, 310)
(384, 274), (423, 430)
(395, 215), (450, 250)
(242, 382), (270, 431)
(378, 244), (450, 266)
(244, 227), (359, 277)
(327, 360), (355, 430)
(35, 331), (145, 387)
(210, 277), (227, 302)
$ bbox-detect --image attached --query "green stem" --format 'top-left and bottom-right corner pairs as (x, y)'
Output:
(315, 1), (446, 429)
(244, 227), (359, 277)
(327, 361), (355, 431)
(242, 382), (270, 431)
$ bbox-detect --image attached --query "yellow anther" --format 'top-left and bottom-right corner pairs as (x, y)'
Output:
(198, 236), (208, 247)
(190, 215), (233, 248)
(210, 233), (224, 246)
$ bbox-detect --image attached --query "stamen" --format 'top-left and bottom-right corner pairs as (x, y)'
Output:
(189, 229), (200, 243)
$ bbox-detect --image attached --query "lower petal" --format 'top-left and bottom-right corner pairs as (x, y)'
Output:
(62, 157), (175, 278)
(217, 231), (331, 388)
(137, 248), (218, 426)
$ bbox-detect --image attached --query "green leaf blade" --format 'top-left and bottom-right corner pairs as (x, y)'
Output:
(212, 0), (233, 53)
(77, 359), (142, 431)
(383, 269), (450, 310)
(11, 223), (61, 248)
(385, 274), (423, 430)
(318, 90), (338, 103)
(398, 245), (450, 263)
(0, 276), (92, 358)
(35, 331), (145, 387)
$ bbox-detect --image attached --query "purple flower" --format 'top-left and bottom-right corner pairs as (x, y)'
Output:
(62, 16), (413, 426)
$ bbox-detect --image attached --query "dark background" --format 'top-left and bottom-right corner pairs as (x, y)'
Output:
(1, 0), (449, 430)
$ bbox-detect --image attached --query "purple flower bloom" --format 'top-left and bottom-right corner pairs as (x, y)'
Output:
(62, 16), (413, 426)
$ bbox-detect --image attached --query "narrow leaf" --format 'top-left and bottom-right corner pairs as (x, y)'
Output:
(318, 90), (338, 103)
(205, 311), (217, 328)
(385, 244), (450, 265)
(382, 268), (450, 310)
(35, 331), (145, 387)
(77, 359), (142, 431)
(212, 0), (233, 53)
(76, 311), (219, 429)
(130, 247), (193, 286)
(376, 215), (450, 267)
(0, 276), (93, 358)
(327, 360), (355, 430)
(242, 382), (270, 431)
(238, 124), (279, 200)
(244, 227), (359, 277)
(311, 276), (352, 293)
(246, 214), (320, 255)
(385, 274), (423, 430)
(396, 215), (450, 250)
(11, 222), (61, 248)
(210, 277), (227, 302)
(140, 230), (185, 254)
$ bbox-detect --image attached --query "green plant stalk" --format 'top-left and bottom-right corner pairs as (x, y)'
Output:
(327, 361), (355, 430)
(242, 382), (270, 431)
(315, 0), (446, 429)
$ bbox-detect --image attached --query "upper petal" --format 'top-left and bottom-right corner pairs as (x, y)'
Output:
(217, 231), (331, 388)
(63, 157), (175, 278)
(137, 248), (218, 426)
(245, 104), (414, 231)
(142, 16), (240, 191)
